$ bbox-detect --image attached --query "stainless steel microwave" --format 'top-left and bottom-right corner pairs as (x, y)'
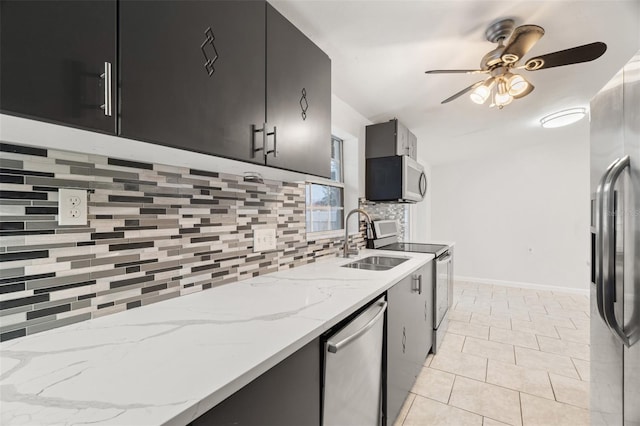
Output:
(365, 155), (427, 203)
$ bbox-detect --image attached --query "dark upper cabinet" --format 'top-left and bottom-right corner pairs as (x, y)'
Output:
(0, 0), (117, 134)
(119, 1), (266, 164)
(265, 4), (332, 178)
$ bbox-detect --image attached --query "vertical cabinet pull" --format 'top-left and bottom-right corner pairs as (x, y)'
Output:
(252, 123), (277, 160)
(100, 62), (112, 117)
(412, 275), (423, 294)
(266, 126), (277, 158)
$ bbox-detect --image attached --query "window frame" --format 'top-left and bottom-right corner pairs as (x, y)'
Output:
(305, 136), (345, 238)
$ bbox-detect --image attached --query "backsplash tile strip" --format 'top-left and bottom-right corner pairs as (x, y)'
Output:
(0, 141), (364, 342)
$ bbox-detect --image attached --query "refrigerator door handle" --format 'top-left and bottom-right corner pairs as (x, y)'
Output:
(601, 155), (631, 348)
(595, 158), (618, 324)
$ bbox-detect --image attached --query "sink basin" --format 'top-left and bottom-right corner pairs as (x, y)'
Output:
(341, 255), (410, 271)
(355, 256), (409, 268)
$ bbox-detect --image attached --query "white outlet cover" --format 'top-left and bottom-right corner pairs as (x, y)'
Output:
(59, 188), (88, 226)
(253, 228), (277, 252)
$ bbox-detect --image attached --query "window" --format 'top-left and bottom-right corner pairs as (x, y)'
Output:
(306, 136), (344, 234)
(330, 136), (343, 182)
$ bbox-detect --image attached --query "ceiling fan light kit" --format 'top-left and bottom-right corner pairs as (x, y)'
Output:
(540, 107), (587, 128)
(425, 18), (607, 108)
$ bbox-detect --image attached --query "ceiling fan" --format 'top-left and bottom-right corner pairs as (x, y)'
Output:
(425, 19), (607, 108)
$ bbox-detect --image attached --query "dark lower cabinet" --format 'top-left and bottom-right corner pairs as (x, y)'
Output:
(265, 4), (332, 178)
(191, 338), (320, 426)
(119, 0), (266, 164)
(0, 0), (117, 134)
(386, 262), (433, 424)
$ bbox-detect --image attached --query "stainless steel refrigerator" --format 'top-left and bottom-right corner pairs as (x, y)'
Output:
(590, 50), (640, 426)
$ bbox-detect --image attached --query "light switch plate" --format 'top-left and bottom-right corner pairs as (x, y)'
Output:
(253, 228), (276, 252)
(58, 188), (87, 226)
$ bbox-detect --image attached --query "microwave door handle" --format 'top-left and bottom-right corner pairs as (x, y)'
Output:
(419, 172), (427, 198)
(601, 155), (631, 347)
(595, 158), (618, 324)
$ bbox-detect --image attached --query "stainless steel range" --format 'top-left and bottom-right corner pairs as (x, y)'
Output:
(371, 220), (454, 353)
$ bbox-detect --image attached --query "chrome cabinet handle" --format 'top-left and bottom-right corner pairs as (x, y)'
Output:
(266, 126), (277, 158)
(601, 155), (631, 347)
(252, 123), (276, 160)
(100, 62), (112, 117)
(412, 275), (422, 294)
(327, 301), (387, 354)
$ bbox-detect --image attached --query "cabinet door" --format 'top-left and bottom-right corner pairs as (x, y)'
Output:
(395, 121), (410, 157)
(407, 131), (418, 160)
(192, 338), (320, 426)
(386, 274), (423, 424)
(266, 4), (331, 178)
(418, 262), (434, 355)
(120, 1), (265, 164)
(0, 0), (116, 134)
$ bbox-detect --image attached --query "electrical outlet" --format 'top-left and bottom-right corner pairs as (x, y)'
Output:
(58, 188), (87, 226)
(253, 228), (277, 252)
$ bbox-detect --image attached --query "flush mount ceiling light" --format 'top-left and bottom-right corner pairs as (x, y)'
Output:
(540, 107), (587, 128)
(425, 19), (607, 109)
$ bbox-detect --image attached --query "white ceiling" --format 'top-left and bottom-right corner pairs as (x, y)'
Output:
(270, 0), (640, 165)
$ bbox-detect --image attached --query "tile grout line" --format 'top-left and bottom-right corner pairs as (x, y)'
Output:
(400, 393), (416, 426)
(519, 391), (524, 426)
(447, 374), (457, 405)
(548, 371), (558, 402)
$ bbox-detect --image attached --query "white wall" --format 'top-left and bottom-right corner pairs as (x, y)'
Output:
(431, 121), (590, 292)
(331, 94), (372, 234)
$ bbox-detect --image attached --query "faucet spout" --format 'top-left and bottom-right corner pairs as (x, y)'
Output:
(343, 208), (372, 258)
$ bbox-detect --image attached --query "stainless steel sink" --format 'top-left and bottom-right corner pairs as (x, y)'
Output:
(341, 255), (410, 271)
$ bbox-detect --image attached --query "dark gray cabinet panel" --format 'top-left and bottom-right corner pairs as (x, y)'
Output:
(386, 263), (433, 424)
(365, 119), (418, 160)
(120, 1), (265, 164)
(0, 0), (117, 134)
(265, 4), (331, 178)
(192, 338), (321, 426)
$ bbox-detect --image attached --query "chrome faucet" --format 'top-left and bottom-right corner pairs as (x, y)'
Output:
(343, 208), (372, 258)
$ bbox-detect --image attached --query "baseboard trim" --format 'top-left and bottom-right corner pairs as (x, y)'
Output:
(454, 275), (590, 296)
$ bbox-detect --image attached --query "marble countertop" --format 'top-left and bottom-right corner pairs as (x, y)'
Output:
(0, 249), (433, 426)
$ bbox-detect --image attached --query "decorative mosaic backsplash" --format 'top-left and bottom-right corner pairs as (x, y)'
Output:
(359, 198), (409, 241)
(0, 142), (364, 342)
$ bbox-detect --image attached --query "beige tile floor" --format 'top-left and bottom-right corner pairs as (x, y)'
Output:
(394, 281), (590, 426)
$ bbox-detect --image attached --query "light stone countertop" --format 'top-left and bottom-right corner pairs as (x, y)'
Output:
(0, 249), (434, 426)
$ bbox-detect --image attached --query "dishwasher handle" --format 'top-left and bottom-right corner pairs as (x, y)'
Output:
(327, 301), (387, 354)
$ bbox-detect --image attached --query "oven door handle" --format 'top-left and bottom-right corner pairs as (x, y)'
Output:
(437, 253), (451, 263)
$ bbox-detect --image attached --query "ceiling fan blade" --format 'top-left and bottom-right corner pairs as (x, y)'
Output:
(513, 82), (534, 99)
(441, 81), (485, 104)
(425, 69), (487, 74)
(524, 42), (607, 70)
(501, 25), (545, 63)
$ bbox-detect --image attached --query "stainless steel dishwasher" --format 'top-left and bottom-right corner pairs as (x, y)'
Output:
(322, 296), (387, 426)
